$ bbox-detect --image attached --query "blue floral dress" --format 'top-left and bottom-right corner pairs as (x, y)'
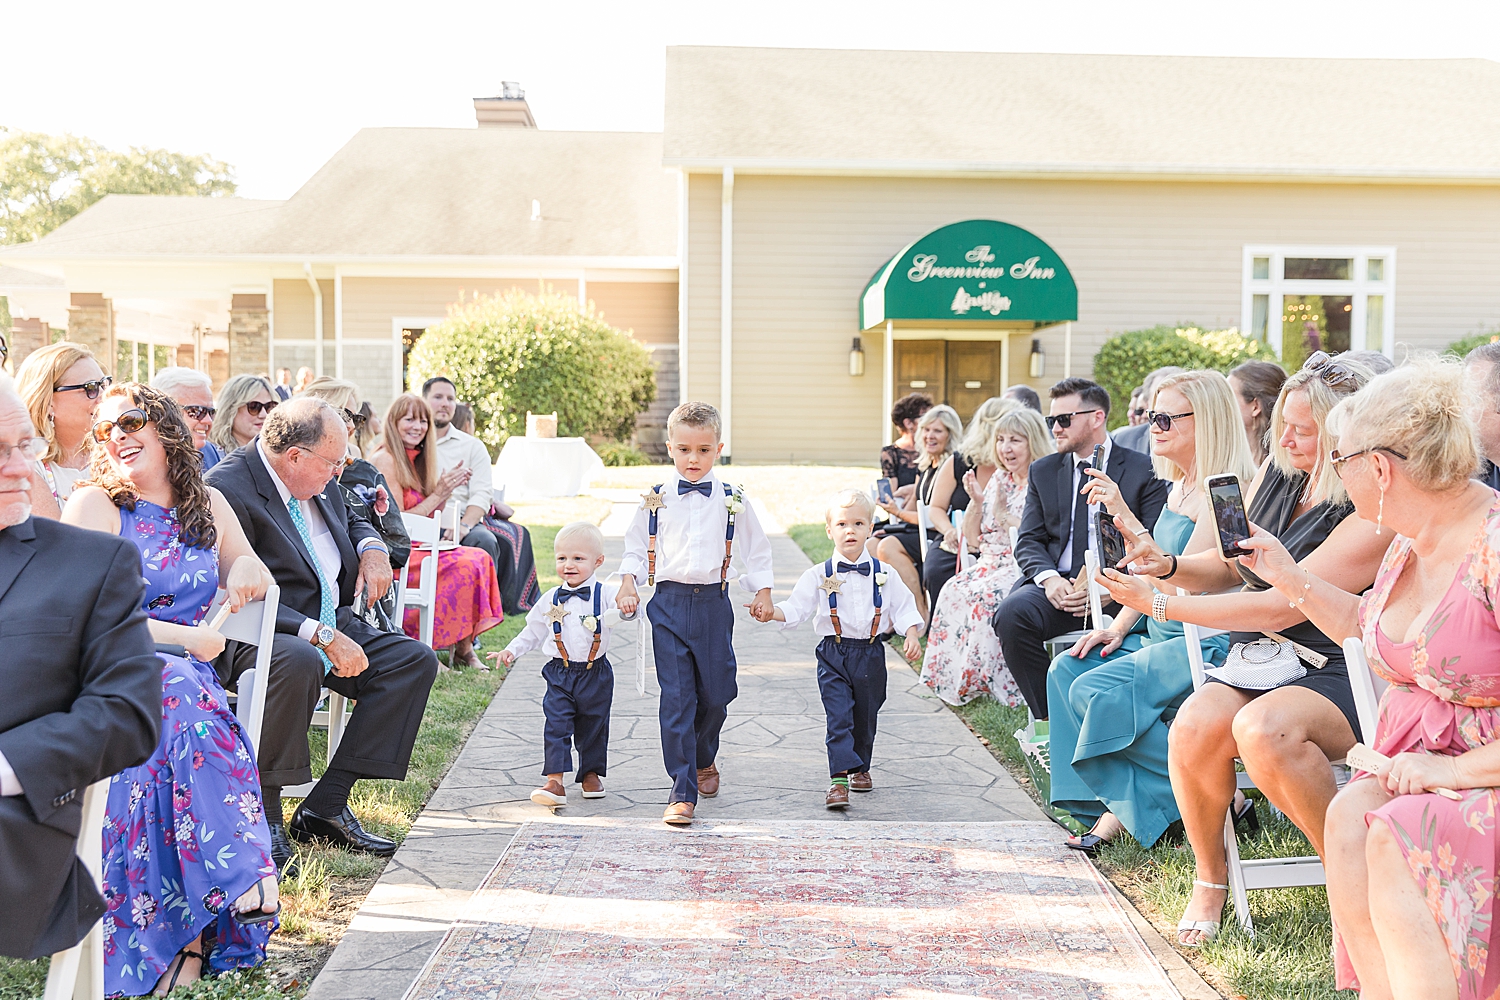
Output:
(100, 500), (276, 995)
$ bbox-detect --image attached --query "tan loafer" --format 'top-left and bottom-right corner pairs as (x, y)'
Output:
(580, 773), (606, 799)
(696, 764), (720, 797)
(849, 772), (873, 792)
(825, 783), (850, 809)
(663, 801), (695, 826)
(530, 779), (567, 807)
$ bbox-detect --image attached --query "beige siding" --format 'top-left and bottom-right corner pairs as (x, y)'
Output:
(272, 279), (334, 341)
(339, 277), (547, 340)
(691, 174), (1500, 463)
(588, 281), (678, 344)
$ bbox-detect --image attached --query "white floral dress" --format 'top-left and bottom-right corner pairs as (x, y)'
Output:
(920, 471), (1026, 706)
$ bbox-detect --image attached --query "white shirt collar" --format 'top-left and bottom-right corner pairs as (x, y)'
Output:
(677, 473), (719, 491)
(558, 575), (599, 593)
(256, 437), (295, 506)
(833, 552), (873, 569)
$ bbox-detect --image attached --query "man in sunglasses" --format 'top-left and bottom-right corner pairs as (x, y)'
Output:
(991, 377), (1169, 720)
(151, 367), (222, 471)
(1112, 366), (1183, 455)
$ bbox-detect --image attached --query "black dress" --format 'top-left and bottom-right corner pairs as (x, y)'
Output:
(920, 453), (976, 608)
(1217, 464), (1363, 738)
(880, 444), (920, 488)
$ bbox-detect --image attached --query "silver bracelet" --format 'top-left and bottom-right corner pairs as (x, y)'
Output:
(1151, 592), (1170, 623)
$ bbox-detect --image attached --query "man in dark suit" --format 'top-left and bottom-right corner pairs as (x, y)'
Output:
(0, 378), (160, 959)
(993, 377), (1169, 719)
(208, 398), (438, 872)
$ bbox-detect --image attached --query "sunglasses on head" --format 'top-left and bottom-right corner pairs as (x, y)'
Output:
(180, 404), (215, 422)
(342, 407), (368, 429)
(1147, 409), (1194, 432)
(1302, 351), (1363, 392)
(242, 399), (278, 417)
(55, 376), (113, 400)
(1045, 409), (1101, 431)
(91, 408), (148, 443)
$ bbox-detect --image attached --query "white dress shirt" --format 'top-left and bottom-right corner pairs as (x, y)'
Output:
(434, 424), (494, 523)
(0, 754), (20, 796)
(619, 475), (775, 591)
(506, 576), (621, 661)
(1035, 437), (1111, 585)
(777, 552), (924, 638)
(257, 437), (344, 641)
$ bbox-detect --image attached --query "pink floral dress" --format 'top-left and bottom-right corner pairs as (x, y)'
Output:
(402, 489), (504, 649)
(919, 471), (1026, 706)
(1337, 496), (1500, 998)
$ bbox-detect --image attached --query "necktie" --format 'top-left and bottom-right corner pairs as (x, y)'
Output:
(287, 496), (337, 673)
(1069, 459), (1091, 573)
(557, 586), (592, 601)
(678, 480), (713, 497)
(837, 561), (871, 576)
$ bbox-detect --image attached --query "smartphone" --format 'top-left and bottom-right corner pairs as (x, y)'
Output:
(1207, 473), (1253, 561)
(1097, 511), (1130, 572)
(1090, 443), (1104, 472)
(874, 477), (895, 504)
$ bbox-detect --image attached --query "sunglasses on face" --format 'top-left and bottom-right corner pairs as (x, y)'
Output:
(1303, 351), (1363, 393)
(342, 407), (368, 429)
(242, 400), (278, 417)
(181, 404), (216, 422)
(1130, 407), (1146, 418)
(91, 408), (149, 443)
(1147, 409), (1194, 432)
(1328, 445), (1407, 478)
(1045, 409), (1101, 431)
(55, 376), (113, 400)
(0, 338), (7, 364)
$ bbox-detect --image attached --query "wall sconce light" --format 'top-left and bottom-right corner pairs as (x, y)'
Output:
(849, 336), (865, 376)
(1028, 338), (1045, 378)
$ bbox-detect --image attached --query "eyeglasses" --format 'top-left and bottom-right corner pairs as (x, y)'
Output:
(54, 376), (113, 400)
(297, 447), (346, 474)
(0, 337), (8, 364)
(91, 408), (148, 443)
(1045, 409), (1101, 431)
(1303, 351), (1364, 393)
(342, 407), (368, 430)
(242, 400), (278, 417)
(1147, 410), (1194, 432)
(0, 438), (46, 464)
(181, 404), (216, 422)
(1329, 446), (1407, 478)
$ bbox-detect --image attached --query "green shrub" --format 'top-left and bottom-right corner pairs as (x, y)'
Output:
(407, 289), (656, 451)
(1446, 330), (1500, 358)
(596, 440), (652, 467)
(1093, 325), (1275, 428)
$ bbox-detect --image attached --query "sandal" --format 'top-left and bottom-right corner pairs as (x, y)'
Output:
(158, 947), (204, 994)
(233, 878), (280, 925)
(1176, 879), (1228, 947)
(1233, 794), (1261, 835)
(1065, 814), (1121, 857)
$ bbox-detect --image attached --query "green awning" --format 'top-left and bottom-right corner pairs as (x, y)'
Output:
(860, 219), (1078, 330)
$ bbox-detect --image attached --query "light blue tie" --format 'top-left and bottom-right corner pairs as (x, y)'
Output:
(287, 496), (337, 673)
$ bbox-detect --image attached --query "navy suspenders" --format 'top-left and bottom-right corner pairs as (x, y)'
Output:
(822, 557), (883, 643)
(550, 582), (603, 668)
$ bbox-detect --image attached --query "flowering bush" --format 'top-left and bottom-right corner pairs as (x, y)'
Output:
(1092, 325), (1273, 429)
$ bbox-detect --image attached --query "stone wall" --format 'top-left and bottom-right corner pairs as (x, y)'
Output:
(228, 294), (270, 377)
(8, 317), (51, 371)
(67, 293), (112, 366)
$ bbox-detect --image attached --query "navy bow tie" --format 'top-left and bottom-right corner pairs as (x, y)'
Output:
(678, 480), (713, 497)
(837, 561), (871, 576)
(557, 586), (592, 601)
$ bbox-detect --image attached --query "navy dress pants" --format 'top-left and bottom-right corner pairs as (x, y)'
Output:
(816, 636), (888, 776)
(648, 582), (738, 804)
(540, 655), (614, 779)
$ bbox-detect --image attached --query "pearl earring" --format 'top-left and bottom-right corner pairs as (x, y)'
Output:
(1376, 489), (1385, 536)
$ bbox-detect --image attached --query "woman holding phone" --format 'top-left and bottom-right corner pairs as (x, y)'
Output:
(872, 404), (962, 620)
(1094, 352), (1387, 946)
(1045, 371), (1254, 853)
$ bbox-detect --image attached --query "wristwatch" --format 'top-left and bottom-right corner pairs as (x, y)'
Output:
(311, 623), (336, 649)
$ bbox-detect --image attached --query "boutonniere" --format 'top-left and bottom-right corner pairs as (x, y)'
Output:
(726, 488), (745, 514)
(579, 614), (599, 632)
(874, 572), (888, 586)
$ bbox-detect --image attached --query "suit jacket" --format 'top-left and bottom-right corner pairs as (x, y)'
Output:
(206, 438), (382, 634)
(0, 516), (160, 959)
(1014, 445), (1170, 583)
(1111, 422), (1151, 455)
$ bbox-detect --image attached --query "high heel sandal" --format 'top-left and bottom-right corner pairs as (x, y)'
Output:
(1176, 880), (1228, 947)
(1233, 795), (1261, 835)
(159, 947), (205, 994)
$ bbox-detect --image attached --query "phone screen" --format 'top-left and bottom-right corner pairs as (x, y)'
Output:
(1097, 512), (1129, 571)
(1209, 477), (1252, 558)
(875, 478), (895, 504)
(1090, 443), (1104, 471)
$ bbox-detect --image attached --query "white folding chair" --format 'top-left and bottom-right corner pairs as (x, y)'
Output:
(43, 778), (110, 1000)
(917, 501), (933, 560)
(1183, 611), (1332, 936)
(397, 511), (440, 649)
(213, 584), (280, 756)
(1343, 636), (1386, 739)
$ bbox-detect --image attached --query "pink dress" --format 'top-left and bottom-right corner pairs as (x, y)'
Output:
(919, 471), (1026, 706)
(1336, 496), (1500, 998)
(402, 489), (504, 649)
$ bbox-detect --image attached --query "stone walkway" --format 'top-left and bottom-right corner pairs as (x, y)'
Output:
(307, 530), (1213, 1000)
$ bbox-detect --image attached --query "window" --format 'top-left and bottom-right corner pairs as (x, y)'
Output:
(1242, 246), (1395, 367)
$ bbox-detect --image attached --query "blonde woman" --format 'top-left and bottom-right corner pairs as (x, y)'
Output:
(920, 405), (1048, 705)
(372, 394), (502, 669)
(922, 396), (1018, 606)
(1095, 352), (1387, 945)
(209, 374), (277, 453)
(15, 341), (109, 511)
(873, 403), (962, 619)
(1046, 371), (1255, 854)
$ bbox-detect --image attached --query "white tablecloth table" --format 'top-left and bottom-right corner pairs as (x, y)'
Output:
(493, 437), (605, 501)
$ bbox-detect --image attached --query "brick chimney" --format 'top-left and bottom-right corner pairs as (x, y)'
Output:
(474, 82), (536, 128)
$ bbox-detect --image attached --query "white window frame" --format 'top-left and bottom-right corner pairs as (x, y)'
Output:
(1241, 246), (1396, 359)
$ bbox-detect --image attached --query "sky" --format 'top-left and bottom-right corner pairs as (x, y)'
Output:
(4, 0), (1499, 200)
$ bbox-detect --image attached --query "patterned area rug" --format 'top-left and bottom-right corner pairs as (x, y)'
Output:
(406, 819), (1178, 1000)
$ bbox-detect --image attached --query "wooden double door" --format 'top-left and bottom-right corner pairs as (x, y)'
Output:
(893, 339), (1004, 423)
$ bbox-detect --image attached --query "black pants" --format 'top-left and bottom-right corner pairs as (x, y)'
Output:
(991, 579), (1091, 719)
(541, 656), (613, 778)
(815, 637), (887, 776)
(218, 615), (440, 788)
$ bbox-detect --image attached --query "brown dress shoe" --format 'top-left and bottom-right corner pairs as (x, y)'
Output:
(696, 764), (720, 797)
(530, 779), (567, 807)
(849, 772), (873, 792)
(580, 773), (606, 799)
(825, 783), (850, 809)
(663, 801), (695, 826)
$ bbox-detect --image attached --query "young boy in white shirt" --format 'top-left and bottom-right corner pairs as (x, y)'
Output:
(499, 521), (620, 809)
(760, 490), (923, 809)
(616, 401), (775, 826)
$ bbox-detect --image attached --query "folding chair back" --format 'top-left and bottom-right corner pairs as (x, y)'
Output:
(212, 584), (280, 756)
(917, 501), (933, 559)
(1342, 636), (1386, 740)
(43, 778), (111, 1000)
(398, 511), (441, 649)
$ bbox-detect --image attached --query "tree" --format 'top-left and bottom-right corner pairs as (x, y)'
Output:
(0, 128), (235, 245)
